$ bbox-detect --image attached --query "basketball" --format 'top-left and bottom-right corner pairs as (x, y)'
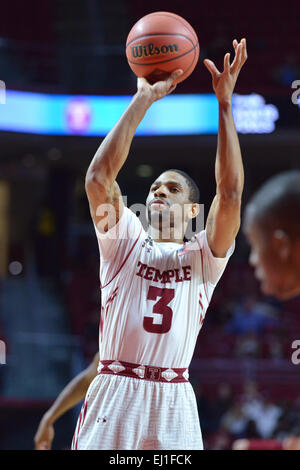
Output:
(126, 11), (199, 85)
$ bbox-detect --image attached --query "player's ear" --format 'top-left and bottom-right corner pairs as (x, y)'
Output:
(185, 202), (199, 221)
(191, 203), (200, 219)
(272, 229), (291, 260)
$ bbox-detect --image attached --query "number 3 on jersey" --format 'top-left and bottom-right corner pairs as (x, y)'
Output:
(143, 286), (175, 334)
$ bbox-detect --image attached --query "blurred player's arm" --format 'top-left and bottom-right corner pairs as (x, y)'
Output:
(85, 70), (183, 232)
(204, 39), (247, 257)
(34, 352), (99, 450)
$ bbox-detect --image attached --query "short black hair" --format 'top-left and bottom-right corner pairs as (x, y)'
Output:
(167, 168), (200, 203)
(246, 170), (300, 236)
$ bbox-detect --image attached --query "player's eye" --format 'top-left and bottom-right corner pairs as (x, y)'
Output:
(170, 187), (179, 192)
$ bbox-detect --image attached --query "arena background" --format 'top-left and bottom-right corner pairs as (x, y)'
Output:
(0, 0), (300, 450)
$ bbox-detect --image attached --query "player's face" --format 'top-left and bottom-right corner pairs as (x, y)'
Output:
(146, 171), (193, 230)
(244, 211), (294, 300)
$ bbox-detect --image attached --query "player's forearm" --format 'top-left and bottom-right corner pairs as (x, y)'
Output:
(86, 92), (152, 187)
(215, 102), (244, 198)
(43, 371), (92, 425)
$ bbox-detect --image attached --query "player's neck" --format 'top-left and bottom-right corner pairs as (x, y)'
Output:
(147, 227), (184, 244)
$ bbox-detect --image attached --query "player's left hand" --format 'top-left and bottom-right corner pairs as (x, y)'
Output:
(204, 38), (247, 105)
(34, 415), (55, 450)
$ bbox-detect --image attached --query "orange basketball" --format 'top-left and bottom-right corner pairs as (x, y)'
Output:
(126, 11), (199, 85)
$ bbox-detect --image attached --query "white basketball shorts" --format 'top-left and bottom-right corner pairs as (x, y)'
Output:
(71, 370), (203, 450)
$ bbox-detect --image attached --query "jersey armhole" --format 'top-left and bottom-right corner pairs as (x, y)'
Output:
(100, 226), (143, 289)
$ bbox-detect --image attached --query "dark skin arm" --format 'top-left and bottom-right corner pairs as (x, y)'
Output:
(34, 353), (99, 450)
(85, 70), (183, 233)
(204, 39), (247, 257)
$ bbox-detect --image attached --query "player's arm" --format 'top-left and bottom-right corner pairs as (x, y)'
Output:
(34, 352), (99, 450)
(204, 39), (247, 257)
(85, 70), (183, 232)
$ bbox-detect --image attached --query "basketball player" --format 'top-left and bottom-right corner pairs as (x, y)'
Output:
(244, 170), (300, 300)
(71, 38), (247, 450)
(34, 353), (99, 450)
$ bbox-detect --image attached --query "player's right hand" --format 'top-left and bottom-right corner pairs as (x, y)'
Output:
(34, 416), (55, 450)
(137, 69), (183, 103)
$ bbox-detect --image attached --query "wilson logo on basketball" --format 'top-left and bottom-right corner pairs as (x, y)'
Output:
(131, 43), (179, 59)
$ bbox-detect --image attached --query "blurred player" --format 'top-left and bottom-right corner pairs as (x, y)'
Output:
(34, 353), (99, 450)
(71, 39), (247, 450)
(244, 170), (300, 300)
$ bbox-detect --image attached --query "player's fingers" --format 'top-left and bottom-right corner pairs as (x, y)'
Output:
(230, 42), (242, 73)
(167, 83), (177, 95)
(241, 38), (248, 63)
(232, 39), (247, 73)
(137, 77), (150, 90)
(233, 39), (238, 50)
(166, 69), (183, 89)
(203, 59), (220, 78)
(170, 69), (183, 81)
(224, 53), (230, 73)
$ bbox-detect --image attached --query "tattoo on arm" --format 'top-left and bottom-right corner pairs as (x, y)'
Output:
(103, 181), (123, 226)
(105, 181), (120, 205)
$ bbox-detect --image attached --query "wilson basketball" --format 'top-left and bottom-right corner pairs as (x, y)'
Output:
(126, 11), (199, 85)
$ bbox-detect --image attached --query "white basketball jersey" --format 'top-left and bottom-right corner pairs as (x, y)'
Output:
(94, 207), (234, 369)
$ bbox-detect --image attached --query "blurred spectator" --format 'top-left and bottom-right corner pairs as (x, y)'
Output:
(220, 401), (249, 439)
(193, 383), (213, 434)
(209, 426), (232, 450)
(240, 385), (282, 438)
(273, 401), (300, 440)
(209, 390), (300, 449)
(226, 295), (278, 335)
(241, 380), (263, 418)
(243, 419), (261, 439)
(210, 383), (234, 431)
(249, 395), (282, 439)
(264, 333), (284, 359)
(235, 331), (261, 358)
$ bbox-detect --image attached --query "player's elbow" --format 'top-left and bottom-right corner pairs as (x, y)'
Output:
(217, 190), (242, 209)
(217, 175), (244, 201)
(85, 170), (107, 194)
(217, 194), (242, 235)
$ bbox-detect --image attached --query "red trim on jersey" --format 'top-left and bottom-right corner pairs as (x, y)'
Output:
(200, 248), (209, 304)
(195, 237), (209, 304)
(72, 410), (82, 450)
(72, 399), (88, 450)
(199, 292), (203, 307)
(199, 292), (204, 325)
(100, 227), (143, 289)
